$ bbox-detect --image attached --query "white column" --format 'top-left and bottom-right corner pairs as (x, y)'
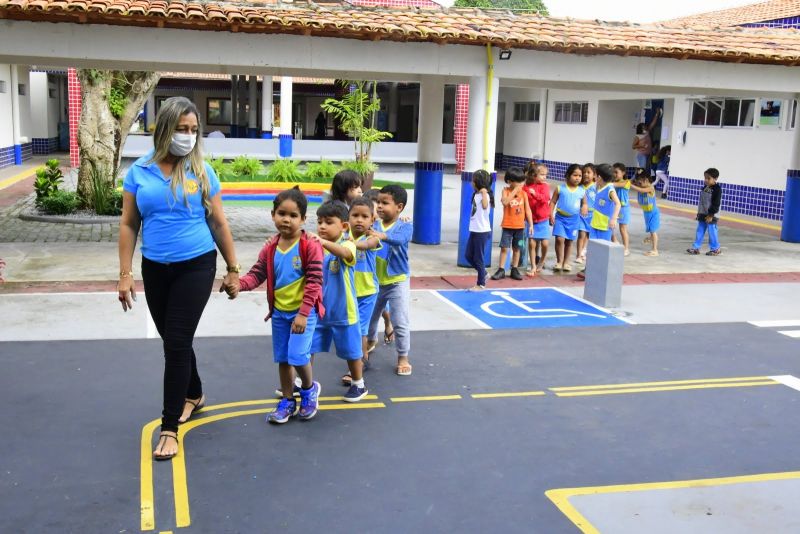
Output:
(280, 76), (293, 137)
(261, 75), (273, 136)
(248, 75), (257, 135)
(388, 82), (398, 134)
(416, 76), (444, 162)
(464, 75), (499, 172)
(10, 65), (22, 164)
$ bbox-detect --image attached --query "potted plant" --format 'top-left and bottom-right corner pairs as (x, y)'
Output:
(321, 81), (392, 190)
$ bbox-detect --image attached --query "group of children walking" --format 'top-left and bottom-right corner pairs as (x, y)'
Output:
(223, 171), (413, 424)
(465, 160), (723, 289)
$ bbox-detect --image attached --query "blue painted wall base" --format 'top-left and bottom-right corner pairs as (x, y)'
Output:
(13, 145), (22, 165)
(247, 128), (258, 139)
(230, 124), (238, 138)
(457, 171), (496, 268)
(412, 161), (444, 244)
(279, 134), (293, 158)
(781, 171), (800, 242)
(261, 131), (273, 139)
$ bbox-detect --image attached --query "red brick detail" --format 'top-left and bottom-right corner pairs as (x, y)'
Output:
(454, 84), (469, 174)
(67, 68), (81, 169)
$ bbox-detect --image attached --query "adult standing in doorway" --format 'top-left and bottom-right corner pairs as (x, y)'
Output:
(117, 96), (240, 461)
(632, 108), (662, 170)
(314, 111), (327, 139)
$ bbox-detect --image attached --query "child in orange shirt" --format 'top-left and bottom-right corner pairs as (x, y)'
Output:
(491, 167), (533, 281)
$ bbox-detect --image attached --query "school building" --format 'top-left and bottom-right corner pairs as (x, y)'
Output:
(1, 0), (799, 234)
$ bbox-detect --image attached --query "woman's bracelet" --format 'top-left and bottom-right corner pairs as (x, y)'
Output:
(119, 270), (133, 278)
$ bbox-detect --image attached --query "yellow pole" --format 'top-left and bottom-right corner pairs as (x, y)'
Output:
(483, 44), (495, 171)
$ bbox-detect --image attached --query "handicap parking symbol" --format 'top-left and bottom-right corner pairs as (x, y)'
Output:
(435, 287), (629, 330)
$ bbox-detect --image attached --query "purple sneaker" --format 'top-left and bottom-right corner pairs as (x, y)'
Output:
(267, 398), (297, 424)
(298, 381), (321, 420)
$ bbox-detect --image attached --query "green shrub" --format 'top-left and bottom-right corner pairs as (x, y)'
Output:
(34, 159), (64, 205)
(304, 160), (339, 181)
(265, 159), (303, 182)
(40, 191), (80, 215)
(230, 155), (263, 178)
(88, 163), (121, 215)
(205, 155), (229, 178)
(340, 159), (377, 176)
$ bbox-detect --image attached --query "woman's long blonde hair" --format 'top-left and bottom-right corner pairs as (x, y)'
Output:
(149, 96), (212, 215)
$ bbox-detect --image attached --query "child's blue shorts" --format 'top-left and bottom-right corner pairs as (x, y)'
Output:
(530, 219), (551, 240)
(357, 293), (378, 337)
(579, 212), (593, 233)
(618, 205), (631, 225)
(311, 323), (363, 361)
(589, 227), (613, 241)
(271, 308), (318, 366)
(553, 213), (580, 240)
(643, 209), (661, 233)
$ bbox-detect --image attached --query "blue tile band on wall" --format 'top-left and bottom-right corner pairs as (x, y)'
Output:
(781, 170), (800, 242)
(278, 134), (293, 158)
(458, 170), (497, 268)
(230, 124), (238, 138)
(261, 131), (273, 139)
(412, 161), (444, 245)
(247, 128), (258, 139)
(0, 145), (15, 169)
(32, 137), (59, 155)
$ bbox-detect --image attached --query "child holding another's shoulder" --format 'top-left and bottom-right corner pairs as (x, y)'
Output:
(630, 169), (660, 256)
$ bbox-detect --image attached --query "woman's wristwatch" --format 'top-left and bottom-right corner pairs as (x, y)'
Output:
(226, 264), (241, 273)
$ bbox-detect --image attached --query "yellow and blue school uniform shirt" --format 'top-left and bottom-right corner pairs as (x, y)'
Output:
(591, 184), (616, 231)
(638, 190), (661, 233)
(273, 239), (306, 313)
(122, 152), (221, 263)
(354, 234), (381, 298)
(374, 220), (412, 286)
(320, 237), (358, 326)
(616, 180), (632, 225)
(555, 184), (585, 217)
(580, 183), (597, 232)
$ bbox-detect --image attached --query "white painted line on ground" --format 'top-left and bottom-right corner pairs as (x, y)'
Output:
(778, 330), (800, 338)
(749, 320), (800, 328)
(549, 286), (637, 325)
(428, 290), (491, 330)
(769, 375), (800, 392)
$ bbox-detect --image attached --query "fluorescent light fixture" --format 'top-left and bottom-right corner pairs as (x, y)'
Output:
(499, 49), (512, 60)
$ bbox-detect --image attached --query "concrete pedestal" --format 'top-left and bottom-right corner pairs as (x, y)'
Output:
(583, 239), (624, 308)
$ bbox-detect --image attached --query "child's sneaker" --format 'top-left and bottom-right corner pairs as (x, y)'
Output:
(706, 249), (722, 256)
(510, 266), (523, 280)
(490, 268), (505, 280)
(298, 381), (321, 420)
(267, 398), (297, 424)
(343, 384), (368, 403)
(686, 248), (700, 255)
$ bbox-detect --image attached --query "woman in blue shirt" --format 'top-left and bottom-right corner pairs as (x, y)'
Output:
(117, 97), (240, 461)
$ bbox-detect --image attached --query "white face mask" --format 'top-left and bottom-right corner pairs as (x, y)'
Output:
(169, 133), (197, 157)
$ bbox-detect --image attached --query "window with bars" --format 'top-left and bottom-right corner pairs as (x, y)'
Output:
(513, 102), (540, 122)
(553, 101), (588, 124)
(690, 98), (754, 128)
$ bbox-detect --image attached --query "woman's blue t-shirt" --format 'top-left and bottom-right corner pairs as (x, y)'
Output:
(123, 152), (221, 263)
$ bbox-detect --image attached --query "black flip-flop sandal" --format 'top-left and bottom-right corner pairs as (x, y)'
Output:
(383, 327), (395, 345)
(178, 395), (205, 424)
(341, 373), (353, 386)
(153, 433), (179, 461)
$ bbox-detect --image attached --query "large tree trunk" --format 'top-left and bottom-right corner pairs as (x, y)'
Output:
(76, 70), (160, 203)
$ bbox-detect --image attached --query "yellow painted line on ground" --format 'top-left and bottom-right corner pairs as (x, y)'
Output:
(546, 470), (800, 534)
(655, 202), (781, 231)
(390, 395), (463, 403)
(553, 381), (777, 397)
(550, 375), (773, 392)
(139, 418), (161, 531)
(0, 168), (35, 190)
(170, 402), (385, 528)
(194, 395), (379, 414)
(471, 391), (547, 399)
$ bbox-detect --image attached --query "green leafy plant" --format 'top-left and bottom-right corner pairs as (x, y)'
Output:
(88, 162), (121, 215)
(265, 159), (303, 182)
(108, 84), (127, 119)
(304, 160), (339, 181)
(39, 191), (80, 215)
(205, 156), (229, 178)
(34, 159), (64, 205)
(230, 155), (263, 178)
(340, 159), (377, 176)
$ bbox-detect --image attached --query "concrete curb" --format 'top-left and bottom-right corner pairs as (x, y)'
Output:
(19, 211), (118, 225)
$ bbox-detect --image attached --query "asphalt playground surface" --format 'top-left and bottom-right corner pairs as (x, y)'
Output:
(2, 322), (800, 533)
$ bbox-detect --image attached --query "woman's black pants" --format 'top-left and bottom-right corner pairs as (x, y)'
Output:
(141, 250), (216, 432)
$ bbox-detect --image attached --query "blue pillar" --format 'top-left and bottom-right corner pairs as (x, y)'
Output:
(457, 171), (496, 267)
(412, 162), (444, 244)
(261, 131), (273, 139)
(781, 170), (800, 242)
(279, 134), (293, 158)
(13, 144), (22, 165)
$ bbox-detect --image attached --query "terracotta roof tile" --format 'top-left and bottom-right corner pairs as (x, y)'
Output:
(1, 1), (800, 65)
(665, 0), (800, 28)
